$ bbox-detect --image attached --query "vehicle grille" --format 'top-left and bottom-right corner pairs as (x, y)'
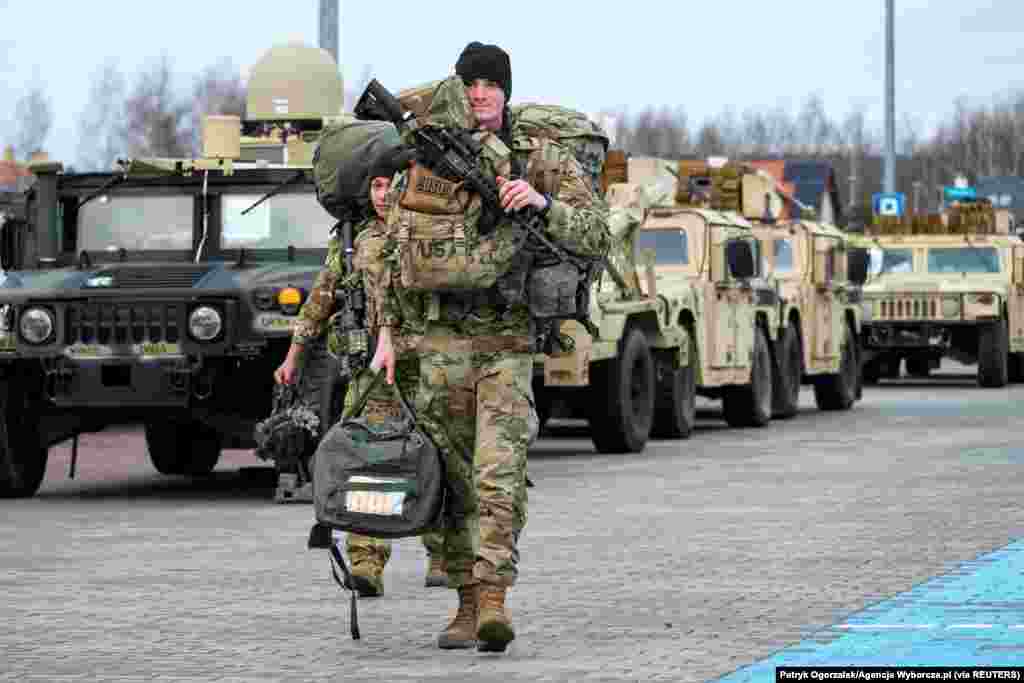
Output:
(66, 302), (182, 345)
(874, 296), (941, 321)
(101, 266), (209, 289)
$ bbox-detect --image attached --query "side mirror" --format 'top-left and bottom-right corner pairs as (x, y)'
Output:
(725, 239), (756, 280)
(848, 248), (870, 286)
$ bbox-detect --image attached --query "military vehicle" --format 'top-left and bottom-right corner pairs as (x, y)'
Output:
(860, 202), (1024, 387)
(535, 162), (782, 455)
(751, 215), (866, 418)
(0, 42), (346, 498)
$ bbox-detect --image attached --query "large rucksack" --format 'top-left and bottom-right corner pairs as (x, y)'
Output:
(312, 115), (401, 220)
(510, 104), (610, 195)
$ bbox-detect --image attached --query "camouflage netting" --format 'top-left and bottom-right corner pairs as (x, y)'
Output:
(869, 201), (998, 236)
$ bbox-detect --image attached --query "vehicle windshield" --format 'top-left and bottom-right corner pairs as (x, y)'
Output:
(869, 248), (914, 275)
(926, 247), (1001, 274)
(78, 195), (194, 251)
(636, 229), (689, 265)
(222, 192), (333, 249)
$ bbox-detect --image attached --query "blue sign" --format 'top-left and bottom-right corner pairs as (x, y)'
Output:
(872, 192), (906, 217)
(943, 186), (977, 203)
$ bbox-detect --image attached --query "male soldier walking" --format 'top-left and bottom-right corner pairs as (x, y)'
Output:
(274, 155), (446, 597)
(372, 42), (610, 652)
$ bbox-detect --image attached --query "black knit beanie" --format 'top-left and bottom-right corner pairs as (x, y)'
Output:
(455, 41), (512, 100)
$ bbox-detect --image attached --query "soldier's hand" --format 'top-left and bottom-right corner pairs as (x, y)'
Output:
(371, 326), (397, 385)
(274, 359), (298, 385)
(274, 343), (304, 385)
(497, 176), (547, 213)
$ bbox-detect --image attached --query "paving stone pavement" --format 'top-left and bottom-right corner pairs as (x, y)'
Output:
(2, 366), (1024, 682)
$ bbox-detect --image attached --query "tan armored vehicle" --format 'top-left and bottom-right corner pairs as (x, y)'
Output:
(535, 164), (781, 454)
(752, 218), (866, 417)
(676, 160), (865, 417)
(860, 203), (1024, 387)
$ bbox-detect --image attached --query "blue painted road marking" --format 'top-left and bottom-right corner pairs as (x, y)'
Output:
(716, 541), (1024, 681)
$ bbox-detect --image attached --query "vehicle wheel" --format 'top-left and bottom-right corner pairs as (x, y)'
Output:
(814, 324), (858, 410)
(771, 323), (802, 419)
(0, 375), (48, 499)
(723, 326), (772, 428)
(145, 418), (223, 476)
(1010, 352), (1024, 384)
(978, 318), (1009, 388)
(587, 328), (655, 453)
(651, 331), (696, 439)
(905, 357), (931, 378)
(532, 382), (552, 434)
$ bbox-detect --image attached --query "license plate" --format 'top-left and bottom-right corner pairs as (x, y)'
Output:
(254, 313), (296, 333)
(133, 342), (182, 357)
(64, 344), (114, 359)
(0, 334), (14, 352)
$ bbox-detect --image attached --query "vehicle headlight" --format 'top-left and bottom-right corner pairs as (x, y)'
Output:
(941, 297), (960, 319)
(19, 307), (54, 344)
(861, 301), (874, 321)
(188, 306), (223, 341)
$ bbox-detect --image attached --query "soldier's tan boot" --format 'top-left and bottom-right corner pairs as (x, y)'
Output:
(476, 585), (514, 652)
(349, 562), (384, 598)
(437, 584), (478, 649)
(425, 556), (447, 588)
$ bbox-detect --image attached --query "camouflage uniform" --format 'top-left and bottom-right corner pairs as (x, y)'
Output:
(380, 135), (610, 588)
(291, 216), (443, 577)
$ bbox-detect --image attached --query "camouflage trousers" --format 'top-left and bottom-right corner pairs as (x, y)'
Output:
(341, 356), (444, 570)
(415, 326), (537, 588)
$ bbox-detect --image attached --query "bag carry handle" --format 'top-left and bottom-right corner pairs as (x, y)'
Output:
(346, 367), (418, 424)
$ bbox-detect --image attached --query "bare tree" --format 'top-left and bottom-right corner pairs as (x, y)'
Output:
(188, 58), (246, 155)
(121, 55), (192, 158)
(76, 60), (126, 171)
(10, 84), (53, 159)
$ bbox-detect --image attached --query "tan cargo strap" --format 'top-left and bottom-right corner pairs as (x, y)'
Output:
(418, 334), (532, 354)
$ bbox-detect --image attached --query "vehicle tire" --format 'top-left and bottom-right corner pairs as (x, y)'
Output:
(532, 382), (552, 434)
(723, 326), (772, 428)
(0, 373), (48, 499)
(587, 328), (655, 453)
(145, 418), (223, 476)
(771, 323), (802, 420)
(651, 331), (696, 440)
(978, 318), (1009, 388)
(814, 324), (858, 410)
(905, 357), (931, 378)
(1010, 352), (1024, 384)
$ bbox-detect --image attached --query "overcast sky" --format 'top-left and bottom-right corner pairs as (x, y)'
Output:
(2, 0), (1024, 164)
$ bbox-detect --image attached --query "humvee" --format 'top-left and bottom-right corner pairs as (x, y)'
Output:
(860, 204), (1024, 387)
(534, 166), (781, 455)
(0, 42), (346, 497)
(752, 218), (867, 417)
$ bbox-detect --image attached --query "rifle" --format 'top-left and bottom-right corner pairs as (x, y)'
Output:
(327, 209), (371, 381)
(353, 79), (600, 346)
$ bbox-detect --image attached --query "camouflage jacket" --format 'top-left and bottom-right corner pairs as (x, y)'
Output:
(290, 218), (372, 346)
(379, 134), (611, 338)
